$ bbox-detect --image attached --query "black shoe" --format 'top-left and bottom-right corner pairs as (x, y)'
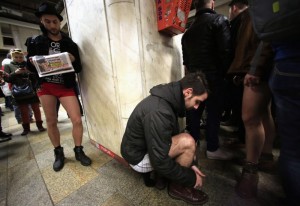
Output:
(0, 131), (12, 137)
(0, 136), (11, 143)
(53, 147), (65, 171)
(74, 146), (92, 166)
(142, 172), (156, 187)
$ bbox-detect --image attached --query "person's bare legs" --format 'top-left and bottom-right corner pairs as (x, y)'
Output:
(237, 82), (274, 198)
(39, 95), (60, 147)
(169, 133), (196, 167)
(59, 95), (91, 166)
(242, 82), (272, 163)
(168, 133), (208, 204)
(59, 95), (82, 146)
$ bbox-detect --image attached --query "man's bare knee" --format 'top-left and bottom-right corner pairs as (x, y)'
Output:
(46, 118), (58, 128)
(71, 117), (82, 127)
(178, 133), (196, 152)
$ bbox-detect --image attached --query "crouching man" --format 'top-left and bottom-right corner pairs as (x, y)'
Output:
(121, 72), (209, 205)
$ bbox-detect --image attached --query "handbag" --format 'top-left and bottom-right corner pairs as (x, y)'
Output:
(11, 75), (36, 101)
(0, 82), (12, 96)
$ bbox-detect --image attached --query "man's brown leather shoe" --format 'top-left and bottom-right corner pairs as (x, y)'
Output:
(168, 182), (208, 205)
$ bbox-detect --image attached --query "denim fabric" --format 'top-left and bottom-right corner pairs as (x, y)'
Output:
(13, 105), (21, 122)
(186, 75), (224, 151)
(269, 60), (300, 203)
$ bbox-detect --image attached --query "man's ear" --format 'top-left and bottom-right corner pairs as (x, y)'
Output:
(232, 5), (238, 13)
(183, 88), (193, 98)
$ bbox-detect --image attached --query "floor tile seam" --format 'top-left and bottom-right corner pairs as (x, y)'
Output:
(100, 191), (133, 206)
(26, 134), (56, 206)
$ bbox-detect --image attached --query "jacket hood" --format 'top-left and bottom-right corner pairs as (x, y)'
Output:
(150, 81), (186, 117)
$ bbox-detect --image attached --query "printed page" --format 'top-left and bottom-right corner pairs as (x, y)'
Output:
(32, 52), (75, 77)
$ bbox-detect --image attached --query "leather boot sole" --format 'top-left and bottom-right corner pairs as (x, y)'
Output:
(168, 189), (209, 205)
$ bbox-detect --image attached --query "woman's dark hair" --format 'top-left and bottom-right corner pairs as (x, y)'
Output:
(180, 72), (209, 95)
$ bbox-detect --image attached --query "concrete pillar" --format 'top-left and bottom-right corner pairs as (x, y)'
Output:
(65, 0), (183, 160)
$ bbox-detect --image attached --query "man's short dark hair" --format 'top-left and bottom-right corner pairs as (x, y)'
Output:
(180, 72), (208, 96)
(228, 0), (248, 7)
(194, 0), (212, 10)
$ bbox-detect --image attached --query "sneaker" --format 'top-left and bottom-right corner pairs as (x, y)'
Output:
(206, 147), (234, 160)
(74, 146), (92, 166)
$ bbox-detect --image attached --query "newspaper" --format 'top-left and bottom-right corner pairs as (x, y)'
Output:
(32, 52), (74, 77)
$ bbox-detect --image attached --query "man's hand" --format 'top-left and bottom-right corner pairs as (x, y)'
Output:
(191, 165), (205, 189)
(244, 73), (260, 88)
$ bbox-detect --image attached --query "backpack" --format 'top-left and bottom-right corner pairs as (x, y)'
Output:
(248, 0), (300, 41)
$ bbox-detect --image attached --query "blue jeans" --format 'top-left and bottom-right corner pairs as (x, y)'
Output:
(269, 60), (300, 204)
(186, 75), (224, 151)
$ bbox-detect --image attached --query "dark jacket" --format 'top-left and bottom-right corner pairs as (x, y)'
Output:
(227, 9), (258, 75)
(227, 9), (274, 77)
(181, 8), (231, 76)
(121, 82), (196, 187)
(25, 32), (82, 88)
(4, 61), (39, 105)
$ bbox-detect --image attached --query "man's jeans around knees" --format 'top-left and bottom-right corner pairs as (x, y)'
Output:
(269, 61), (300, 202)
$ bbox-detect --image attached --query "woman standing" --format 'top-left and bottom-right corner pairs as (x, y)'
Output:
(4, 49), (46, 135)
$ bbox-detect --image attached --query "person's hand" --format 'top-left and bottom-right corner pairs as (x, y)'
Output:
(191, 165), (205, 189)
(244, 73), (260, 88)
(15, 68), (27, 74)
(68, 53), (75, 62)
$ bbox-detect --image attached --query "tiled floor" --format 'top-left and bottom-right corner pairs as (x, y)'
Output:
(0, 103), (284, 206)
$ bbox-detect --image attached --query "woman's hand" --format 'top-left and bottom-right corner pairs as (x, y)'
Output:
(244, 73), (260, 88)
(15, 68), (27, 74)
